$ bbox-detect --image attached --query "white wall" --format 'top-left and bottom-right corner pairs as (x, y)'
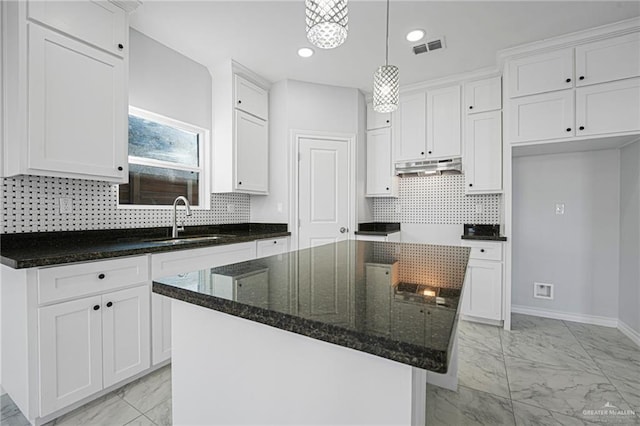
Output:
(250, 80), (367, 223)
(619, 141), (640, 333)
(129, 29), (211, 130)
(512, 150), (620, 320)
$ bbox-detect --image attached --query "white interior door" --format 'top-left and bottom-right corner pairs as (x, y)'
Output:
(298, 137), (350, 249)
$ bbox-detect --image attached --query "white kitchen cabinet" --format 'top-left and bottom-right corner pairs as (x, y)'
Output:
(508, 48), (574, 97)
(256, 237), (289, 258)
(508, 90), (574, 143)
(575, 32), (640, 87)
(364, 263), (397, 336)
(426, 85), (461, 159)
(38, 295), (104, 416)
(212, 60), (270, 194)
(235, 109), (269, 193)
(463, 260), (503, 321)
(366, 127), (397, 197)
(355, 232), (401, 243)
(575, 78), (640, 136)
(392, 93), (426, 162)
(151, 293), (172, 365)
(465, 111), (502, 193)
(366, 102), (391, 130)
(234, 74), (268, 120)
(1, 1), (132, 182)
(392, 301), (425, 345)
(27, 0), (127, 57)
(235, 269), (270, 309)
(465, 77), (502, 114)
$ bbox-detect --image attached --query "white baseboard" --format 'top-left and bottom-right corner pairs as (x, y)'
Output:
(618, 320), (640, 348)
(511, 305), (618, 327)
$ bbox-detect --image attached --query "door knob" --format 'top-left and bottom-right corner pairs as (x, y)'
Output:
(339, 227), (347, 233)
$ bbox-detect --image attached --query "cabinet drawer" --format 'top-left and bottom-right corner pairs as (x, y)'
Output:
(256, 237), (289, 258)
(38, 256), (149, 305)
(27, 0), (127, 57)
(462, 242), (503, 261)
(508, 48), (574, 97)
(576, 33), (640, 87)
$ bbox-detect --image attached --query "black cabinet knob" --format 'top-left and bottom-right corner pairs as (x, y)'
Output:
(238, 283), (242, 287)
(579, 126), (585, 131)
(566, 78), (571, 83)
(117, 166), (123, 171)
(238, 181), (242, 185)
(566, 128), (572, 132)
(420, 309), (424, 313)
(93, 305), (100, 311)
(273, 241), (277, 244)
(428, 151), (432, 154)
(386, 187), (389, 190)
(106, 302), (113, 308)
(579, 76), (585, 80)
(420, 151), (425, 155)
(427, 311), (431, 315)
(385, 271), (389, 275)
(469, 183), (473, 187)
(480, 249), (485, 253)
(238, 100), (242, 104)
(469, 106), (473, 110)
(98, 273), (105, 279)
(386, 120), (390, 123)
(118, 43), (124, 50)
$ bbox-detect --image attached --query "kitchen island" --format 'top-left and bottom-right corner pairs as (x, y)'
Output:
(154, 240), (470, 425)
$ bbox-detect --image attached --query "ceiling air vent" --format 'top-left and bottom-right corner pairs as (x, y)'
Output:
(412, 36), (446, 55)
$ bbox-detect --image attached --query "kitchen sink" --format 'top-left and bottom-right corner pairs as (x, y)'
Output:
(145, 235), (236, 245)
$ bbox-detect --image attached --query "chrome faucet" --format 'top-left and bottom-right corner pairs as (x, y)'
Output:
(172, 196), (192, 238)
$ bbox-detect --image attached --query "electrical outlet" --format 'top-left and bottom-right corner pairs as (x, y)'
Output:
(555, 203), (565, 215)
(226, 204), (235, 213)
(394, 204), (402, 214)
(59, 197), (73, 214)
(475, 204), (484, 214)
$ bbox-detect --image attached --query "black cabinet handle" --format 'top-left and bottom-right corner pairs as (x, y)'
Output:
(469, 106), (473, 110)
(566, 128), (571, 132)
(118, 43), (124, 50)
(566, 78), (571, 83)
(98, 273), (105, 280)
(480, 249), (485, 253)
(106, 302), (113, 308)
(117, 166), (123, 171)
(579, 126), (585, 131)
(579, 76), (585, 81)
(428, 151), (432, 154)
(93, 305), (100, 311)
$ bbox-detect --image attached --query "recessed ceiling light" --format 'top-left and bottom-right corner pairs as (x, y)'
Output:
(298, 47), (314, 58)
(406, 29), (425, 42)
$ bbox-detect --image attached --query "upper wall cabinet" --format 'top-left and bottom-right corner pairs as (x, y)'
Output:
(392, 93), (426, 162)
(366, 103), (391, 130)
(508, 48), (574, 98)
(211, 61), (270, 195)
(426, 85), (461, 160)
(575, 32), (640, 87)
(465, 77), (502, 114)
(366, 127), (397, 197)
(1, 0), (134, 183)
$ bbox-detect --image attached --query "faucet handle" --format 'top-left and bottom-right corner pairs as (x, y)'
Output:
(178, 220), (185, 232)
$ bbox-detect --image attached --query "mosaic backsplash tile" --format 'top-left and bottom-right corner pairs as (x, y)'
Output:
(1, 175), (250, 233)
(372, 175), (502, 224)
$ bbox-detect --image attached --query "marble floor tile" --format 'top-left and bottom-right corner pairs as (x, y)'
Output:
(512, 401), (602, 426)
(565, 321), (638, 354)
(458, 320), (503, 354)
(1, 393), (22, 420)
(145, 398), (172, 426)
(117, 365), (172, 414)
(505, 355), (635, 423)
(458, 344), (511, 399)
(1, 413), (31, 426)
(509, 314), (570, 338)
(49, 393), (141, 426)
(426, 384), (515, 426)
(586, 345), (640, 412)
(124, 415), (156, 426)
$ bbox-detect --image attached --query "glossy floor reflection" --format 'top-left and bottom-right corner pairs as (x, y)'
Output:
(2, 314), (638, 425)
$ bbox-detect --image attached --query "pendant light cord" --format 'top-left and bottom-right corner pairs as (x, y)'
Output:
(385, 0), (390, 66)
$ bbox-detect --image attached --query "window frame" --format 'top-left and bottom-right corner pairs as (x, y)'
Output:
(117, 106), (211, 210)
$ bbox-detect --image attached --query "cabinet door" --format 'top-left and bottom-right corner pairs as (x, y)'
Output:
(508, 90), (574, 143)
(366, 102), (391, 130)
(463, 260), (502, 321)
(151, 293), (172, 365)
(392, 93), (426, 162)
(27, 0), (127, 57)
(576, 33), (640, 87)
(27, 24), (127, 182)
(426, 85), (461, 159)
(234, 75), (268, 120)
(508, 48), (574, 97)
(465, 76), (501, 114)
(235, 110), (268, 194)
(256, 237), (289, 258)
(392, 301), (425, 345)
(102, 285), (150, 388)
(39, 296), (103, 416)
(366, 128), (395, 196)
(576, 78), (640, 137)
(364, 264), (393, 336)
(465, 111), (502, 193)
(235, 269), (269, 309)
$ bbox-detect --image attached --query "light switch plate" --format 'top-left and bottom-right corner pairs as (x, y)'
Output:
(226, 204), (235, 213)
(555, 203), (565, 215)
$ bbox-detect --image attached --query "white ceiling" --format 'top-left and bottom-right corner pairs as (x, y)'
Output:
(130, 1), (640, 92)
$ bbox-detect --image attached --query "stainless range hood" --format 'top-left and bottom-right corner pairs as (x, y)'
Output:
(395, 158), (462, 177)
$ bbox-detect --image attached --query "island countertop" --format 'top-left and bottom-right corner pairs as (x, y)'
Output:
(153, 240), (470, 373)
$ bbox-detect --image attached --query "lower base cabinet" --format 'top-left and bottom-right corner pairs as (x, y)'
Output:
(461, 241), (504, 322)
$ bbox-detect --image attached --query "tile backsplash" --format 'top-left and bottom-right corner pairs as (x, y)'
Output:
(1, 175), (250, 234)
(372, 175), (502, 224)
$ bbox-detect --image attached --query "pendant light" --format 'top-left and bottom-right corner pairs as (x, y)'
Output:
(373, 0), (399, 113)
(305, 0), (349, 49)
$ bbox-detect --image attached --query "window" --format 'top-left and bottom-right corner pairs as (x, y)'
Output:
(119, 107), (209, 208)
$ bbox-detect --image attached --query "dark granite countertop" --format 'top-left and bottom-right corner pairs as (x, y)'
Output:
(154, 240), (470, 373)
(461, 235), (507, 242)
(355, 222), (401, 236)
(0, 224), (290, 269)
(461, 224), (507, 241)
